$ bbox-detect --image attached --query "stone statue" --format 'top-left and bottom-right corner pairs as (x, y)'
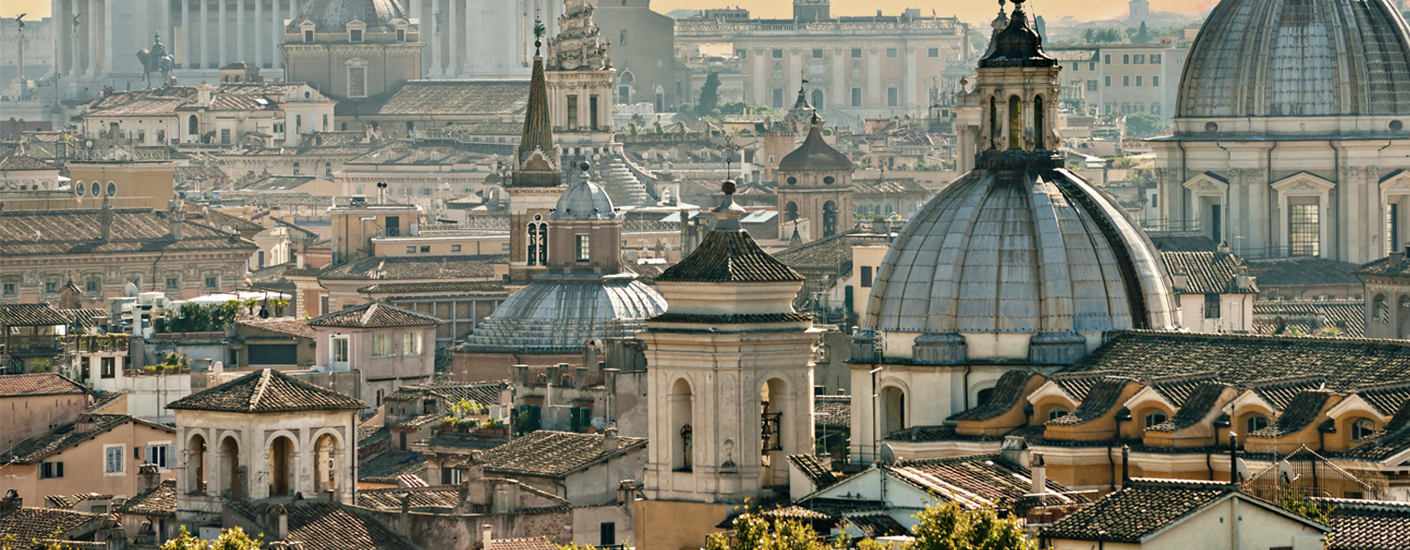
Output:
(136, 33), (174, 87)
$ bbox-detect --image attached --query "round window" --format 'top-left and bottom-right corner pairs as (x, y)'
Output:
(824, 176), (836, 185)
(75, 181), (85, 196)
(786, 176), (798, 185)
(91, 182), (101, 197)
(107, 182), (117, 196)
(1204, 122), (1219, 132)
(1392, 120), (1404, 132)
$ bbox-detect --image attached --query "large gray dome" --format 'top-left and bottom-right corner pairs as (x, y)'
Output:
(863, 168), (1176, 361)
(463, 274), (666, 353)
(550, 179), (617, 220)
(1177, 0), (1410, 118)
(289, 0), (407, 33)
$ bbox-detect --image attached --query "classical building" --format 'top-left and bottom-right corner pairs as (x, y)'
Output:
(281, 0), (424, 101)
(850, 0), (1178, 463)
(81, 81), (335, 147)
(0, 413), (178, 504)
(1046, 39), (1189, 119)
(546, 0), (615, 147)
(1151, 0), (1410, 264)
(592, 0), (677, 111)
(776, 115), (856, 242)
(402, 0), (545, 79)
(674, 0), (973, 126)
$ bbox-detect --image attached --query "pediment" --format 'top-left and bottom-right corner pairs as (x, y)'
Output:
(1271, 171), (1336, 194)
(1182, 172), (1228, 194)
(1381, 169), (1410, 198)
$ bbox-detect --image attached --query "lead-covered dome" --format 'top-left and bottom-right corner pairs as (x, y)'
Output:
(463, 274), (666, 353)
(1178, 0), (1410, 118)
(862, 169), (1176, 364)
(551, 177), (617, 220)
(289, 0), (406, 33)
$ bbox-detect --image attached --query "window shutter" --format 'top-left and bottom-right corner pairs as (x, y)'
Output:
(167, 445), (177, 468)
(144, 445), (154, 465)
(56, 462), (63, 478)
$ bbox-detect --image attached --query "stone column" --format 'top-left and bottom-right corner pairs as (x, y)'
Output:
(254, 0), (261, 68)
(752, 48), (765, 105)
(102, 0), (112, 74)
(180, 0), (190, 70)
(218, 0), (227, 69)
(274, 0), (284, 70)
(831, 48), (843, 109)
(465, 0), (475, 75)
(237, 0), (245, 66)
(867, 47), (880, 107)
(904, 45), (917, 111)
(200, 0), (208, 70)
(447, 0), (458, 76)
(429, 0), (441, 77)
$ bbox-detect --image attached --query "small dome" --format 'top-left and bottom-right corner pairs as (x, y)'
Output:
(979, 3), (1054, 68)
(289, 0), (406, 33)
(1178, 0), (1410, 118)
(777, 120), (851, 172)
(551, 178), (617, 220)
(463, 275), (667, 353)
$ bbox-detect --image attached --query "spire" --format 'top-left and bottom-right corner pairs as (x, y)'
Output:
(518, 28), (555, 165)
(979, 0), (1054, 68)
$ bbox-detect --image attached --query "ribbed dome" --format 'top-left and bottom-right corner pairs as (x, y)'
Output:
(289, 0), (406, 33)
(551, 178), (617, 220)
(463, 274), (666, 353)
(863, 168), (1176, 362)
(777, 120), (851, 172)
(1178, 0), (1410, 118)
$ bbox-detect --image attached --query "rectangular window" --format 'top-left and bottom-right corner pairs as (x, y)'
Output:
(1122, 54), (1130, 64)
(303, 29), (314, 43)
(566, 95), (579, 131)
(1087, 80), (1098, 92)
(350, 29), (363, 42)
(1123, 76), (1130, 87)
(322, 114), (329, 130)
(812, 48), (823, 58)
(576, 234), (591, 262)
(860, 266), (873, 288)
(144, 444), (175, 469)
(165, 277), (178, 290)
(1289, 201), (1321, 256)
(851, 48), (862, 58)
(1152, 102), (1161, 115)
(105, 446), (124, 474)
(1204, 294), (1221, 319)
(45, 281), (57, 294)
(773, 88), (784, 108)
(589, 96), (599, 131)
(772, 48), (783, 59)
(736, 49), (747, 59)
(296, 115), (303, 131)
(1390, 204), (1400, 255)
(220, 129), (231, 144)
(1104, 54), (1111, 64)
(87, 278), (101, 293)
(887, 87), (898, 107)
(420, 245), (431, 253)
(1135, 76), (1142, 86)
(348, 67), (366, 97)
(886, 48), (898, 58)
(1151, 54), (1162, 64)
(40, 461), (64, 479)
(100, 357), (116, 379)
(928, 47), (939, 58)
(1089, 61), (1096, 71)
(1134, 54), (1144, 64)
(1, 283), (13, 296)
(404, 332), (423, 356)
(372, 333), (393, 357)
(851, 87), (862, 107)
(1152, 75), (1159, 87)
(451, 244), (462, 252)
(204, 276), (217, 289)
(406, 246), (416, 254)
(618, 86), (630, 103)
(397, 28), (405, 41)
(385, 216), (400, 237)
(332, 337), (350, 362)
(600, 523), (616, 546)
(1105, 76), (1112, 87)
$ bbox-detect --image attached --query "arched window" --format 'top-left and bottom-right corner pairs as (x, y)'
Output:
(880, 386), (906, 436)
(1008, 96), (1021, 149)
(1375, 294), (1390, 323)
(975, 387), (994, 407)
(1048, 408), (1070, 421)
(269, 436), (295, 497)
(314, 434), (339, 494)
(671, 378), (694, 472)
(188, 434), (207, 495)
(823, 201), (838, 237)
(1246, 414), (1270, 434)
(1352, 418), (1376, 442)
(811, 89), (824, 110)
(784, 202), (799, 223)
(219, 436), (241, 500)
(188, 115), (198, 136)
(1033, 95), (1046, 150)
(1144, 411), (1168, 429)
(988, 96), (999, 149)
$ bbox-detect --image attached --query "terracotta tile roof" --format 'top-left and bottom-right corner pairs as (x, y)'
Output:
(648, 312), (812, 324)
(240, 176), (318, 191)
(1147, 383), (1228, 432)
(357, 281), (507, 295)
(0, 208), (257, 257)
(345, 143), (491, 166)
(1357, 384), (1410, 416)
(166, 368), (365, 413)
(886, 453), (1088, 509)
(358, 450), (429, 484)
(174, 165), (230, 182)
(319, 254), (506, 281)
(953, 371), (1035, 422)
(1147, 232), (1219, 253)
(1248, 257), (1363, 286)
(488, 538), (557, 550)
(1249, 377), (1329, 411)
(1249, 391), (1334, 438)
(773, 231), (869, 273)
(228, 501), (420, 550)
(787, 454), (838, 489)
(0, 155), (58, 171)
(1313, 497), (1410, 549)
(1253, 300), (1365, 338)
(308, 302), (441, 328)
(337, 81), (529, 117)
(183, 204), (263, 232)
(0, 304), (78, 326)
(657, 230), (803, 283)
(851, 177), (931, 196)
(845, 514), (911, 537)
(0, 507), (106, 550)
(1147, 373), (1222, 407)
(1048, 378), (1132, 426)
(236, 318), (316, 340)
(2, 414), (173, 464)
(814, 395), (850, 429)
(114, 480), (176, 518)
(59, 309), (110, 330)
(481, 430), (646, 479)
(1162, 251), (1257, 294)
(0, 373), (87, 397)
(1040, 479), (1236, 543)
(356, 487), (459, 510)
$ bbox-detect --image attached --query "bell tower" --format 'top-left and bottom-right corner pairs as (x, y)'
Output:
(507, 28), (566, 286)
(974, 0), (1061, 162)
(775, 114), (855, 242)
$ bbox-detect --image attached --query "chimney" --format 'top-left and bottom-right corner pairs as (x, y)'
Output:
(513, 364), (529, 386)
(99, 196), (114, 242)
(1235, 264), (1251, 291)
(275, 505), (289, 540)
(616, 480), (633, 504)
(582, 343), (600, 372)
(1217, 240), (1231, 254)
(481, 525), (494, 550)
(999, 436), (1030, 468)
(604, 425), (620, 452)
(1121, 445), (1131, 488)
(138, 464), (160, 493)
(74, 413), (96, 434)
(168, 196), (185, 240)
(1229, 434), (1239, 484)
(1, 489), (20, 514)
(1030, 454), (1047, 500)
(465, 450), (485, 481)
(1171, 268), (1188, 293)
(398, 493), (411, 536)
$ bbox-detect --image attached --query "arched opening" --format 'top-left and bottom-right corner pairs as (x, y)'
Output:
(822, 201), (838, 237)
(1033, 95), (1046, 150)
(1007, 96), (1021, 149)
(784, 202), (799, 223)
(811, 89), (824, 110)
(219, 436), (241, 500)
(187, 115), (198, 136)
(188, 434), (207, 495)
(1399, 295), (1410, 339)
(269, 436), (295, 497)
(880, 386), (905, 436)
(760, 378), (794, 487)
(988, 96), (998, 149)
(314, 433), (339, 495)
(670, 378), (693, 472)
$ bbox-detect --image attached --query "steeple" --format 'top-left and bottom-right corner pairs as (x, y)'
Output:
(512, 21), (562, 188)
(973, 0), (1061, 162)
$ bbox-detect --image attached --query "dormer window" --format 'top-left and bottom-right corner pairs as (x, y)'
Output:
(304, 30), (314, 42)
(397, 29), (405, 42)
(350, 29), (363, 43)
(301, 21), (316, 43)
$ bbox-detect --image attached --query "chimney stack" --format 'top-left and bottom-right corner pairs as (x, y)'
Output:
(99, 196), (114, 241)
(138, 464), (160, 493)
(604, 425), (620, 452)
(1030, 453), (1046, 501)
(1, 489), (20, 514)
(1121, 445), (1131, 488)
(275, 505), (289, 540)
(482, 525), (494, 550)
(168, 195), (185, 240)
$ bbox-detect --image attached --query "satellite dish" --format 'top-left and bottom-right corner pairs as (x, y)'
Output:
(879, 444), (898, 467)
(1277, 459), (1300, 484)
(123, 282), (139, 297)
(1235, 458), (1250, 482)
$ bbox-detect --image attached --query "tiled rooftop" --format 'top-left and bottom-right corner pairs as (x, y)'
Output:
(1041, 479), (1237, 543)
(0, 208), (257, 257)
(114, 480), (176, 518)
(2, 414), (170, 464)
(1313, 497), (1410, 550)
(167, 368), (365, 413)
(319, 254), (506, 281)
(657, 230), (803, 284)
(482, 430), (646, 479)
(0, 374), (87, 398)
(308, 302), (442, 328)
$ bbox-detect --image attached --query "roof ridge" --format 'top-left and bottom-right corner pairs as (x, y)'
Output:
(249, 369), (273, 411)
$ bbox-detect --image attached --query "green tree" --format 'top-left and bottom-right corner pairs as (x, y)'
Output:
(270, 298), (290, 317)
(1125, 112), (1168, 139)
(162, 526), (263, 550)
(697, 72), (722, 115)
(1279, 489), (1333, 525)
(707, 512), (837, 550)
(909, 500), (1035, 550)
(1132, 21), (1152, 44)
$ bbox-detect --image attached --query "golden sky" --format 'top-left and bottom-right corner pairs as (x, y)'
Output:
(1, 0), (1213, 31)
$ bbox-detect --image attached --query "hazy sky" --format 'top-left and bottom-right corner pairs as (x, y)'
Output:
(1, 0), (1210, 31)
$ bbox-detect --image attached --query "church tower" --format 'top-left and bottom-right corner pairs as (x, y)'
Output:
(640, 181), (821, 511)
(762, 86), (815, 184)
(973, 0), (1061, 157)
(546, 1), (616, 150)
(775, 114), (855, 242)
(507, 30), (567, 286)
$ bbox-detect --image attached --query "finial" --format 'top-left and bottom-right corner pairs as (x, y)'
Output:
(533, 16), (545, 56)
(579, 161), (591, 181)
(722, 180), (736, 195)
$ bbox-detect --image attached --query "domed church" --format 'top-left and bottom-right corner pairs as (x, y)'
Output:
(848, 0), (1177, 463)
(1151, 0), (1410, 264)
